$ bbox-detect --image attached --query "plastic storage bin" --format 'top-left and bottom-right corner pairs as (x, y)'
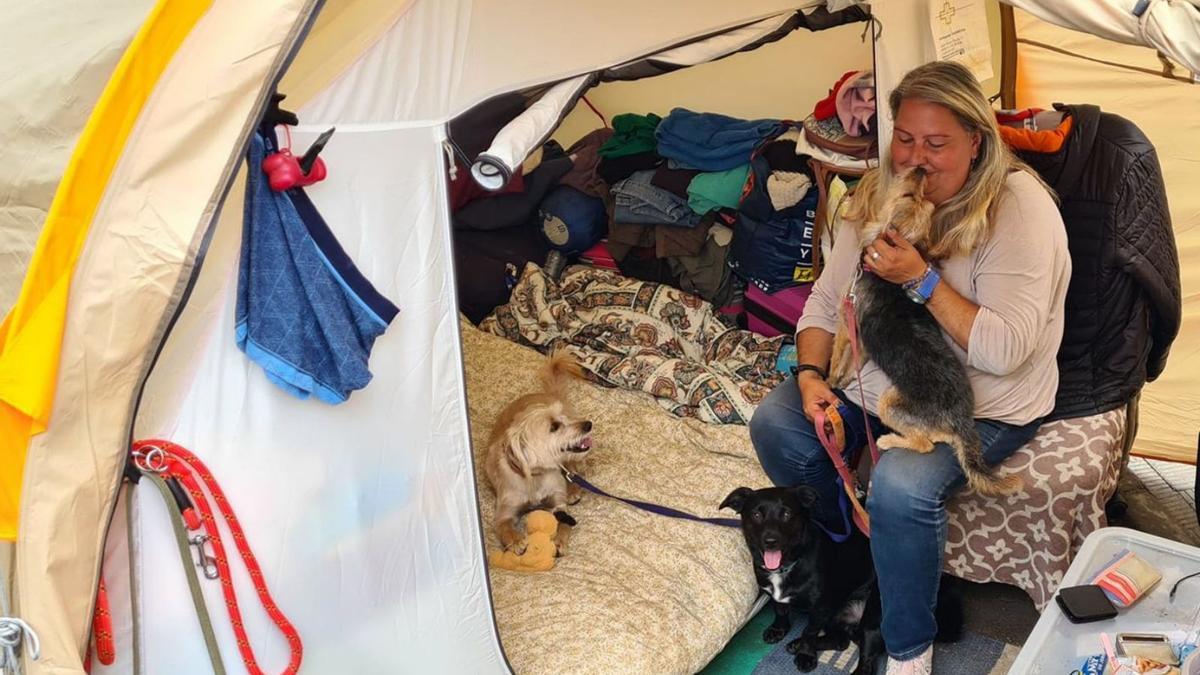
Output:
(1009, 527), (1200, 673)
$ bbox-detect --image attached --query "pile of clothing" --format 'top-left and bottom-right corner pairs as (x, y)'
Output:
(450, 80), (883, 323)
(596, 108), (793, 305)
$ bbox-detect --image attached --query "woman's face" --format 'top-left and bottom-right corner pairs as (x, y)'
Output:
(890, 98), (981, 206)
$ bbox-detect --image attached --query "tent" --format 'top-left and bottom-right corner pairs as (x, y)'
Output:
(0, 1), (1196, 673)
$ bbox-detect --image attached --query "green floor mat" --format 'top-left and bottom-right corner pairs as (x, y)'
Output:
(700, 607), (775, 675)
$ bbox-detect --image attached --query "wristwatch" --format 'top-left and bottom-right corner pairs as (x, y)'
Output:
(903, 264), (941, 304)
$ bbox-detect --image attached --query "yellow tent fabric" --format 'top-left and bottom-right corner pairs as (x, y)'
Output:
(0, 0), (212, 541)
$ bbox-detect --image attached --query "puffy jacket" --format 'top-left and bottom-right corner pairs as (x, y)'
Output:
(1012, 104), (1181, 421)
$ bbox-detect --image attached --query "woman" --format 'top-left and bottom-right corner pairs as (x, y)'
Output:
(749, 61), (1070, 674)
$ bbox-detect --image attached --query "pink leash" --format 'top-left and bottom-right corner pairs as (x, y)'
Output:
(810, 292), (881, 538)
(842, 294), (881, 465)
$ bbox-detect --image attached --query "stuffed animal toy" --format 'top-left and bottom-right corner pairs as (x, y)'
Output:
(488, 510), (561, 572)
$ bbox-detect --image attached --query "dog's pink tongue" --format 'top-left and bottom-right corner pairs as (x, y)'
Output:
(763, 550), (782, 570)
(580, 437), (592, 449)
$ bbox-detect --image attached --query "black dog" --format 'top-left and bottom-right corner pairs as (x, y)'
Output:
(721, 485), (962, 674)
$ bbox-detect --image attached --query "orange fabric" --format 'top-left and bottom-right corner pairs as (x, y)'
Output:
(998, 115), (1075, 153)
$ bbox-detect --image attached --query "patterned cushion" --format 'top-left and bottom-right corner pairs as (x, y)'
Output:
(944, 408), (1128, 609)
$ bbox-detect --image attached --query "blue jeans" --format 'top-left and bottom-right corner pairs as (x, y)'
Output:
(748, 376), (1043, 659)
(611, 170), (701, 226)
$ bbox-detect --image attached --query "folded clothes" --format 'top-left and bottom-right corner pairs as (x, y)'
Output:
(611, 169), (700, 227)
(650, 165), (701, 198)
(237, 128), (399, 404)
(655, 107), (784, 171)
(597, 151), (661, 185)
(598, 112), (662, 159)
(687, 164), (750, 214)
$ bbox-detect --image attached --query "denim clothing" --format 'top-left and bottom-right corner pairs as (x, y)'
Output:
(656, 107), (784, 171)
(611, 170), (700, 227)
(237, 128), (399, 403)
(749, 376), (1042, 659)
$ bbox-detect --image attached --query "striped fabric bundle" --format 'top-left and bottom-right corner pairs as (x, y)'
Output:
(1088, 548), (1162, 607)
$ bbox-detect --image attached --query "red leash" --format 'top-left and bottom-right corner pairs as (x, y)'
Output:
(132, 440), (303, 675)
(811, 292), (882, 539)
(91, 580), (116, 666)
(83, 579), (115, 671)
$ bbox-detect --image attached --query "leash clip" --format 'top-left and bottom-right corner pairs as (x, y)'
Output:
(131, 445), (169, 474)
(560, 466), (577, 484)
(189, 534), (220, 580)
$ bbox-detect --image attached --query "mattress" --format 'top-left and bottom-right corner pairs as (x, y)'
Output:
(461, 317), (770, 675)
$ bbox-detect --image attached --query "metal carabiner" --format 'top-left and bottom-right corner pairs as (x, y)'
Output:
(189, 534), (220, 580)
(132, 445), (169, 474)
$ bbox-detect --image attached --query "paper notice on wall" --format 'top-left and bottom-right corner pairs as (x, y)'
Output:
(928, 0), (993, 81)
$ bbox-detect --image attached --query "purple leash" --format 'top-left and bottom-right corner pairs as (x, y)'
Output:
(562, 469), (853, 542)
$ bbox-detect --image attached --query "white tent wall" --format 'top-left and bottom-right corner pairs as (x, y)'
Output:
(552, 1), (1008, 149)
(1012, 8), (1200, 463)
(113, 123), (507, 673)
(0, 1), (155, 316)
(299, 0), (820, 126)
(551, 19), (876, 147)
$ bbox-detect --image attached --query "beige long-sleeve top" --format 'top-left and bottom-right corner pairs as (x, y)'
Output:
(796, 170), (1071, 425)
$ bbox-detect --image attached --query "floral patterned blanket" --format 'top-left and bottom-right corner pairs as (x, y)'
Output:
(479, 264), (786, 424)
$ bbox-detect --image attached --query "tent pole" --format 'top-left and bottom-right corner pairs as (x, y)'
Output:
(999, 4), (1017, 108)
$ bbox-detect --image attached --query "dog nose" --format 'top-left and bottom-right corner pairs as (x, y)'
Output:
(581, 420), (592, 432)
(762, 534), (779, 549)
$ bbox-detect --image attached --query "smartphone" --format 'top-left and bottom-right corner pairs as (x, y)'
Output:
(1055, 584), (1117, 624)
(1117, 632), (1178, 666)
(299, 127), (336, 174)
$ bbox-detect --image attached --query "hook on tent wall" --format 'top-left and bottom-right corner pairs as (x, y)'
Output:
(264, 92), (299, 127)
(859, 14), (882, 43)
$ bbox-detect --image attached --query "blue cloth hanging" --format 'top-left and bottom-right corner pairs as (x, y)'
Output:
(235, 127), (399, 404)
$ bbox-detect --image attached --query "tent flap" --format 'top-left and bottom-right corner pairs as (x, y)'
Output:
(1003, 0), (1200, 75)
(466, 4), (872, 189)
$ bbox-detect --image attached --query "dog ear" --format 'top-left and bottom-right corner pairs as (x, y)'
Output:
(719, 487), (755, 513)
(790, 485), (820, 509)
(504, 443), (531, 480)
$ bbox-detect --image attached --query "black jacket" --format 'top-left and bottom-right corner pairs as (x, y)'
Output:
(1014, 104), (1181, 421)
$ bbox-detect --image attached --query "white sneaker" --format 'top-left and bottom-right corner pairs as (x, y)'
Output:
(885, 645), (932, 675)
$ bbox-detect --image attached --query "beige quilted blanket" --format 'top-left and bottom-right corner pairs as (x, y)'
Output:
(478, 264), (785, 425)
(462, 318), (770, 675)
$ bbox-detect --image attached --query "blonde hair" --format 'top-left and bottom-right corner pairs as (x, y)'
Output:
(846, 61), (1051, 259)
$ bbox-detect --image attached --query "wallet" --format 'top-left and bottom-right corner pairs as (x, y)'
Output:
(1089, 548), (1163, 607)
(1055, 584), (1118, 624)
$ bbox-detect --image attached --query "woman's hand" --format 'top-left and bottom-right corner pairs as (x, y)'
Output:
(797, 372), (841, 423)
(863, 226), (928, 285)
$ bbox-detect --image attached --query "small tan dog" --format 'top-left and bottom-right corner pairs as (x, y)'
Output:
(485, 352), (593, 553)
